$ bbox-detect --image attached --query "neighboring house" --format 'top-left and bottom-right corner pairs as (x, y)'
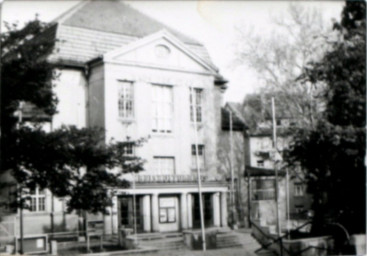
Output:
(1, 0), (229, 239)
(245, 113), (312, 230)
(219, 101), (312, 232)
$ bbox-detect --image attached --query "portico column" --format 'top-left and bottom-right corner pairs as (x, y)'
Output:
(180, 193), (188, 230)
(213, 193), (221, 227)
(187, 194), (193, 229)
(221, 192), (228, 227)
(142, 195), (151, 232)
(151, 193), (159, 232)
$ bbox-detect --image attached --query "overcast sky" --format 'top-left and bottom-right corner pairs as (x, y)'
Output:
(1, 0), (344, 104)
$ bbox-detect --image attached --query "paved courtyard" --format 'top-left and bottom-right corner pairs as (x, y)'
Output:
(127, 248), (258, 256)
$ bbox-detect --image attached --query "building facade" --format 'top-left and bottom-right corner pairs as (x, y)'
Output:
(0, 0), (230, 239)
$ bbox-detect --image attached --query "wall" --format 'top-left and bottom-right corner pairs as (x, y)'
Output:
(88, 64), (105, 128)
(52, 68), (87, 129)
(102, 62), (219, 177)
(218, 130), (249, 227)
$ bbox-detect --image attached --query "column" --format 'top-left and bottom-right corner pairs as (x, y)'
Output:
(151, 193), (159, 232)
(212, 193), (221, 227)
(221, 192), (228, 227)
(142, 195), (151, 232)
(187, 194), (193, 229)
(180, 193), (188, 230)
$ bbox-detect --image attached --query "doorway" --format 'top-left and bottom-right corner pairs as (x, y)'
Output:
(192, 193), (213, 228)
(119, 195), (143, 232)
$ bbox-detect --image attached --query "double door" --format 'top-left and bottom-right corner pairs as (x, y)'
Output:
(192, 193), (213, 228)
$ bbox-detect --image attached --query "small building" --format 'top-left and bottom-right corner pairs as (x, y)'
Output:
(219, 101), (312, 232)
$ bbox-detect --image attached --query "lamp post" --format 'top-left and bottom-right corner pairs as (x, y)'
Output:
(190, 87), (206, 251)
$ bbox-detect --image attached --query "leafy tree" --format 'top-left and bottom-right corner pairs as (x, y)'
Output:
(1, 18), (145, 219)
(285, 1), (365, 236)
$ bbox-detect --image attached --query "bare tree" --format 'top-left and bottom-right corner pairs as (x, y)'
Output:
(233, 3), (334, 128)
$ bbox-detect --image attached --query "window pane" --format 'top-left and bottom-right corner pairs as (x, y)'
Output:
(38, 197), (45, 211)
(190, 88), (203, 122)
(191, 145), (205, 170)
(119, 81), (133, 118)
(153, 157), (175, 174)
(152, 85), (172, 133)
(30, 198), (37, 211)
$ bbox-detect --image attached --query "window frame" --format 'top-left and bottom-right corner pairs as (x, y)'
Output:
(294, 183), (304, 197)
(118, 80), (134, 121)
(152, 84), (173, 133)
(159, 197), (176, 224)
(29, 188), (46, 212)
(124, 142), (135, 156)
(190, 88), (203, 123)
(191, 144), (205, 171)
(153, 156), (175, 175)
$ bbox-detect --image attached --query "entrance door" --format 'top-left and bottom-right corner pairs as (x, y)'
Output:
(119, 196), (143, 232)
(192, 193), (213, 228)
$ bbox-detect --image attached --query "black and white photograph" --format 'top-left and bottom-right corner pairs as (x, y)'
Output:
(0, 1), (365, 255)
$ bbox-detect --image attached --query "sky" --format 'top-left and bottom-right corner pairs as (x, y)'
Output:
(1, 0), (344, 103)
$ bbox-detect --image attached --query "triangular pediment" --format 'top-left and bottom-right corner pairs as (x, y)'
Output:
(104, 30), (217, 74)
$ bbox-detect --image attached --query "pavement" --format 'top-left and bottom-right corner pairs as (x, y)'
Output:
(125, 247), (258, 256)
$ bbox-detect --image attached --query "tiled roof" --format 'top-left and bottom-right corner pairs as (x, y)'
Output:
(48, 0), (215, 67)
(60, 0), (201, 45)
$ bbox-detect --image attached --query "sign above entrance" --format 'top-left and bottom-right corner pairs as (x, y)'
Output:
(160, 197), (175, 207)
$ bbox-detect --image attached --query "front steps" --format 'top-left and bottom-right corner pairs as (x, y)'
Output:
(130, 232), (187, 251)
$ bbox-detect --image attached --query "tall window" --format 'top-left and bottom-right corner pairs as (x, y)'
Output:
(190, 88), (203, 123)
(153, 157), (175, 174)
(152, 85), (173, 133)
(191, 144), (205, 170)
(29, 188), (46, 212)
(118, 81), (133, 119)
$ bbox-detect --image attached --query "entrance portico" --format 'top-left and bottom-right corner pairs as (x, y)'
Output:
(112, 175), (228, 233)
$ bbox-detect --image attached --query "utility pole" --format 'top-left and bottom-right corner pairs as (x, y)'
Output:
(229, 110), (236, 229)
(132, 172), (137, 245)
(272, 97), (283, 256)
(190, 87), (206, 251)
(15, 101), (24, 254)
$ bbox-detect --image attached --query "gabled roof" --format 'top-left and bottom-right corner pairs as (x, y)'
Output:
(56, 0), (201, 46)
(48, 0), (216, 68)
(102, 29), (218, 73)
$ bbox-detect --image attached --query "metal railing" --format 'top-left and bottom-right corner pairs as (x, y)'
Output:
(135, 174), (225, 183)
(251, 220), (334, 256)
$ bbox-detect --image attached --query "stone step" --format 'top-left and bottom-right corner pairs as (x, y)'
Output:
(138, 236), (186, 251)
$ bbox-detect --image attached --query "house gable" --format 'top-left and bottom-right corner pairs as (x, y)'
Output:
(103, 30), (218, 74)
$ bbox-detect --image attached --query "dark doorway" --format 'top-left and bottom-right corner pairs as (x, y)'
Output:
(192, 193), (213, 228)
(119, 195), (143, 232)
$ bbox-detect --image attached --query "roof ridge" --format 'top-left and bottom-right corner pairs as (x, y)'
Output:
(51, 0), (90, 24)
(122, 2), (202, 46)
(56, 0), (203, 46)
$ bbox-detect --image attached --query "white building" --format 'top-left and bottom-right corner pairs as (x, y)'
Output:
(0, 0), (230, 238)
